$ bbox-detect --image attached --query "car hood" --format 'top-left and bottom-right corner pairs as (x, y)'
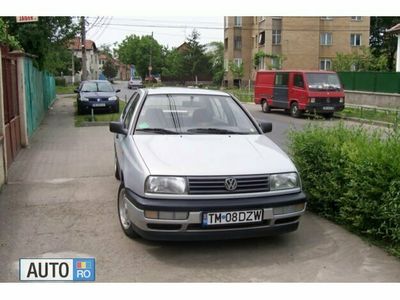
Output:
(80, 91), (116, 98)
(133, 135), (297, 176)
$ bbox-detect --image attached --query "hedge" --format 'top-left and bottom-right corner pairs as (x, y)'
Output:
(288, 123), (400, 257)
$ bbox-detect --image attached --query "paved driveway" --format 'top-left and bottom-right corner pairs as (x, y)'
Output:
(0, 94), (399, 282)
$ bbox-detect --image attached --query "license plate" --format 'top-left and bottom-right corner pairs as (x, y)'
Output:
(202, 209), (263, 226)
(322, 106), (334, 110)
(92, 103), (106, 107)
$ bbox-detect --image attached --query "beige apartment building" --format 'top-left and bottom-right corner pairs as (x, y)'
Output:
(223, 16), (370, 86)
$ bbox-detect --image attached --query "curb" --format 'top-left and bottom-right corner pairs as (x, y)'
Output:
(78, 122), (109, 127)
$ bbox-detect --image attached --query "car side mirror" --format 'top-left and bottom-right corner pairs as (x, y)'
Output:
(109, 121), (127, 135)
(259, 121), (272, 133)
(74, 88), (79, 93)
(115, 89), (121, 93)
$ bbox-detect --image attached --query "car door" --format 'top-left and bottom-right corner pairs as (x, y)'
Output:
(291, 73), (307, 109)
(115, 93), (140, 169)
(272, 72), (289, 108)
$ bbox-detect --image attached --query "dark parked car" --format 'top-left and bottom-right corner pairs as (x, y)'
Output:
(75, 80), (120, 114)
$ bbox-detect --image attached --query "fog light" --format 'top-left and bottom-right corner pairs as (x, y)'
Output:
(144, 210), (159, 219)
(273, 203), (305, 215)
(339, 97), (344, 103)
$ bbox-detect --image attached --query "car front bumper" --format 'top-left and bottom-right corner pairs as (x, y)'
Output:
(305, 102), (344, 113)
(78, 100), (118, 110)
(124, 189), (307, 241)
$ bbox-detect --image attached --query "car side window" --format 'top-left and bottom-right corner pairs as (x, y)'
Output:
(293, 74), (305, 88)
(123, 94), (140, 129)
(121, 92), (137, 120)
(275, 73), (289, 86)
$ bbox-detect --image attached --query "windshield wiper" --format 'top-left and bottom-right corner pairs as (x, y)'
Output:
(186, 128), (247, 134)
(136, 128), (179, 134)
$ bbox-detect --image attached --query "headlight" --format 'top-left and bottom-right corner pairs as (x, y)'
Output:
(109, 96), (118, 101)
(145, 176), (187, 194)
(339, 97), (344, 103)
(80, 96), (89, 101)
(270, 173), (299, 190)
(309, 98), (316, 103)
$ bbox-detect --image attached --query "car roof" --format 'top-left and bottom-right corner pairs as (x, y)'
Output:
(146, 87), (230, 96)
(257, 70), (337, 74)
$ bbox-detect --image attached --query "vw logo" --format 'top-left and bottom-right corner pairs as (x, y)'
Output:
(225, 178), (238, 191)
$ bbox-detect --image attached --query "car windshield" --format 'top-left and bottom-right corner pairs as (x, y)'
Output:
(306, 73), (341, 91)
(81, 82), (114, 92)
(135, 94), (259, 135)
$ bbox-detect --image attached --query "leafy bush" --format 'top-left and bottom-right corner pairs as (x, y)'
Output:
(289, 123), (400, 256)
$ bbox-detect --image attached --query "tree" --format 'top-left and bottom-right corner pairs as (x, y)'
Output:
(207, 41), (224, 85)
(370, 17), (400, 71)
(102, 59), (118, 80)
(0, 18), (21, 49)
(332, 46), (388, 71)
(161, 48), (186, 83)
(1, 17), (79, 70)
(117, 34), (164, 79)
(43, 47), (81, 76)
(228, 61), (244, 87)
(182, 30), (212, 81)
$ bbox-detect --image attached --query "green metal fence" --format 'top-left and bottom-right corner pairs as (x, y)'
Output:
(338, 72), (400, 94)
(24, 57), (56, 137)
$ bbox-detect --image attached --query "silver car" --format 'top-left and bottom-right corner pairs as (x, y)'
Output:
(127, 76), (143, 89)
(110, 87), (306, 241)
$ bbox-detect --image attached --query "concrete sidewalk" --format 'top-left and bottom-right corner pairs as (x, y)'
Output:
(0, 95), (399, 282)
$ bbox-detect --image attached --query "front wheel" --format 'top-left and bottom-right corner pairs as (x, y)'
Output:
(290, 102), (303, 118)
(261, 100), (271, 113)
(118, 184), (140, 239)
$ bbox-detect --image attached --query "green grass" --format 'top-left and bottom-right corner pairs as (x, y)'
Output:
(74, 101), (126, 127)
(336, 107), (400, 125)
(56, 85), (77, 95)
(220, 88), (254, 102)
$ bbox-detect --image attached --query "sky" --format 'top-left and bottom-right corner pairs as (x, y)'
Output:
(85, 16), (224, 50)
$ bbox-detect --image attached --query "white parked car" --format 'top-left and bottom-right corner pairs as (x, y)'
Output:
(110, 87), (306, 241)
(128, 76), (143, 89)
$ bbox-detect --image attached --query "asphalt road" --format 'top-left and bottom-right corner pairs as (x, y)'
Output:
(0, 83), (399, 282)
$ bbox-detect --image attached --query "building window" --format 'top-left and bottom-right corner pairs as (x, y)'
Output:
(234, 58), (242, 67)
(350, 34), (362, 46)
(224, 38), (228, 50)
(234, 36), (242, 50)
(271, 57), (280, 69)
(351, 16), (362, 21)
(320, 59), (332, 70)
(320, 32), (333, 45)
(259, 16), (266, 22)
(258, 31), (265, 45)
(321, 16), (333, 20)
(234, 17), (242, 27)
(272, 16), (282, 19)
(254, 35), (258, 47)
(258, 56), (265, 69)
(272, 30), (281, 45)
(224, 16), (229, 28)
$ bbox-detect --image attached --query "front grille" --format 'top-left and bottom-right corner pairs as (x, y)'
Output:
(88, 97), (108, 102)
(188, 175), (269, 195)
(316, 97), (340, 104)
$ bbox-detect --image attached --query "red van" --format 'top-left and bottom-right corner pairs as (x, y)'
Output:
(254, 70), (345, 118)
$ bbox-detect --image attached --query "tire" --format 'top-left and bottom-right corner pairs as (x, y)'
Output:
(118, 184), (140, 239)
(261, 99), (271, 113)
(114, 156), (120, 180)
(290, 102), (303, 118)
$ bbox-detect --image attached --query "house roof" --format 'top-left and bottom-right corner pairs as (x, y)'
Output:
(387, 23), (400, 34)
(69, 37), (97, 51)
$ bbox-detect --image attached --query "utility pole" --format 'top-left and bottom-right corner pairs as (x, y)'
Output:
(81, 16), (88, 81)
(148, 32), (153, 78)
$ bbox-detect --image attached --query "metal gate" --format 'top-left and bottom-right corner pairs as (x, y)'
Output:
(1, 46), (21, 168)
